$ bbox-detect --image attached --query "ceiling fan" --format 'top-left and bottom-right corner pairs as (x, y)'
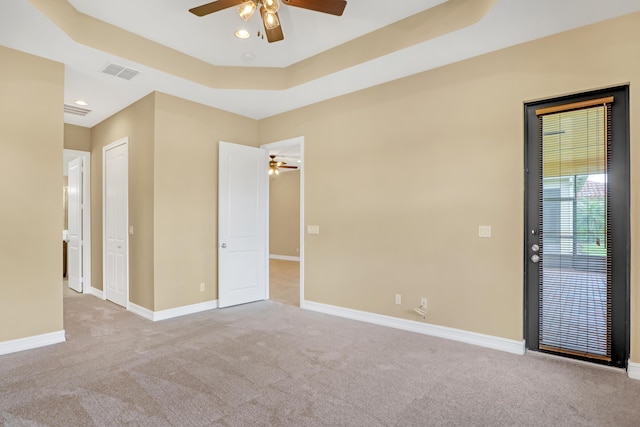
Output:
(269, 154), (298, 175)
(189, 0), (348, 43)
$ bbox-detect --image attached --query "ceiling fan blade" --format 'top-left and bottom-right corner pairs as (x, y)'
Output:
(189, 0), (245, 17)
(282, 0), (347, 16)
(262, 10), (284, 43)
(280, 166), (299, 169)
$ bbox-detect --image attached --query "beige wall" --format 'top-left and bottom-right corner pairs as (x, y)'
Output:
(0, 47), (64, 341)
(89, 92), (258, 311)
(269, 170), (300, 257)
(90, 93), (155, 309)
(64, 124), (91, 151)
(3, 11), (638, 366)
(258, 12), (640, 361)
(153, 93), (259, 310)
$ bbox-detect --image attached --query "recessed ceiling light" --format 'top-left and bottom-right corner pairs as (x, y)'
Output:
(235, 29), (251, 39)
(74, 99), (89, 106)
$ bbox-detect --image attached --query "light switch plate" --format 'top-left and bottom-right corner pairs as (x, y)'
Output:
(307, 225), (320, 235)
(479, 225), (492, 238)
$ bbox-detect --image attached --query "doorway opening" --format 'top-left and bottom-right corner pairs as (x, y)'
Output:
(262, 137), (304, 308)
(524, 86), (629, 367)
(63, 149), (91, 294)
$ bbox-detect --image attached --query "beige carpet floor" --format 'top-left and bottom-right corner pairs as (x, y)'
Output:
(1, 287), (640, 426)
(269, 259), (300, 307)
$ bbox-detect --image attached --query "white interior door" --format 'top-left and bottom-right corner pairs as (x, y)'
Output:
(67, 157), (83, 292)
(218, 141), (268, 308)
(104, 140), (128, 307)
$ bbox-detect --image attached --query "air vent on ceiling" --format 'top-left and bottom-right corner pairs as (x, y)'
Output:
(64, 104), (92, 116)
(102, 63), (140, 80)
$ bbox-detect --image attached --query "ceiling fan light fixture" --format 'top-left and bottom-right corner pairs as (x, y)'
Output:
(237, 0), (257, 21)
(235, 29), (251, 39)
(262, 0), (280, 14)
(262, 10), (280, 30)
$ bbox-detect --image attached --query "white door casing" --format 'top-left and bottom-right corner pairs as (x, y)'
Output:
(103, 138), (128, 307)
(67, 157), (83, 293)
(218, 141), (268, 308)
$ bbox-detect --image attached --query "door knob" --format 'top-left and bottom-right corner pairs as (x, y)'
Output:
(531, 254), (540, 263)
(221, 243), (227, 249)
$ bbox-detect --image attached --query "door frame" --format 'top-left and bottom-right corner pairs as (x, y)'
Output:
(63, 149), (91, 293)
(102, 137), (129, 307)
(523, 86), (630, 367)
(261, 137), (305, 307)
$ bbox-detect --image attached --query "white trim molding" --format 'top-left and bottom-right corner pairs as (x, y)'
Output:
(89, 287), (104, 299)
(303, 301), (525, 355)
(0, 330), (66, 356)
(129, 300), (219, 322)
(628, 361), (640, 380)
(269, 254), (300, 261)
(128, 302), (154, 320)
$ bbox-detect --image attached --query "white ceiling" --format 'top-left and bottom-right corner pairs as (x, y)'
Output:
(67, 0), (447, 68)
(1, 0), (640, 128)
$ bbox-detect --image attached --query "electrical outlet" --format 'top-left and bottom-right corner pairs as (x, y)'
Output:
(395, 294), (402, 305)
(420, 297), (427, 309)
(200, 283), (205, 292)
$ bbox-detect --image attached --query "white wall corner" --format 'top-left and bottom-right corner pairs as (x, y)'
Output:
(628, 361), (640, 380)
(128, 300), (218, 322)
(302, 300), (525, 356)
(0, 330), (66, 356)
(269, 254), (301, 261)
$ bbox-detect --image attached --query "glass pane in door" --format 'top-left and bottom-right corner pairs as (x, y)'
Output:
(539, 106), (610, 360)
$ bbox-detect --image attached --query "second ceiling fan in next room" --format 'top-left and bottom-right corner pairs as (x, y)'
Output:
(189, 0), (348, 43)
(269, 154), (298, 176)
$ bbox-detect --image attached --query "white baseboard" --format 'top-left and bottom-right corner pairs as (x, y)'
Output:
(89, 287), (104, 299)
(269, 254), (300, 261)
(128, 302), (154, 320)
(628, 361), (640, 380)
(0, 330), (66, 356)
(302, 301), (525, 355)
(129, 300), (218, 322)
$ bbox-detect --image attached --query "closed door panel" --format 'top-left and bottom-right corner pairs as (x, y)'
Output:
(525, 87), (629, 367)
(104, 141), (128, 308)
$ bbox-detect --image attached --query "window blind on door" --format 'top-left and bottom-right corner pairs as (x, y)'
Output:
(536, 99), (613, 360)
